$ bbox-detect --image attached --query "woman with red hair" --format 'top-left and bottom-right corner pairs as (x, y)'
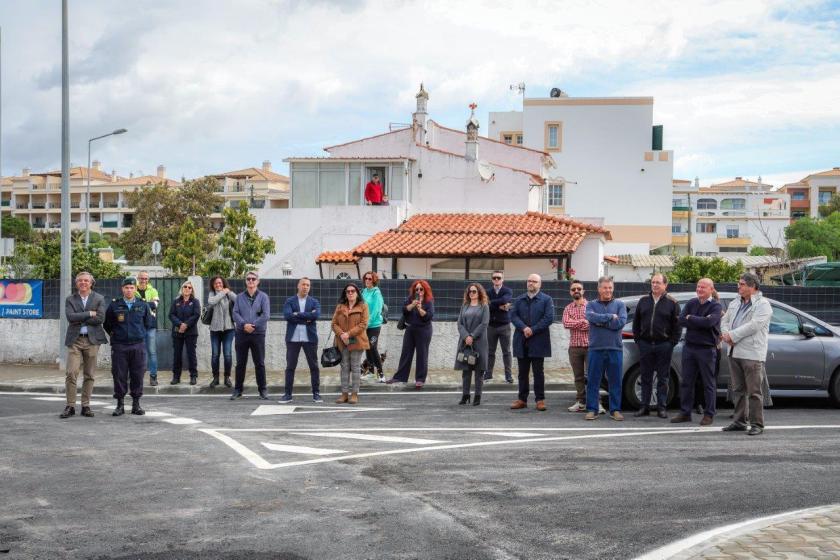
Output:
(386, 280), (435, 388)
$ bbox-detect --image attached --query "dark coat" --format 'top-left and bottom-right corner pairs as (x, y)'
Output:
(169, 296), (201, 338)
(487, 285), (512, 326)
(679, 297), (723, 347)
(510, 291), (555, 358)
(401, 297), (434, 328)
(104, 298), (156, 345)
(283, 295), (320, 344)
(64, 291), (109, 346)
(454, 303), (490, 371)
(632, 292), (681, 345)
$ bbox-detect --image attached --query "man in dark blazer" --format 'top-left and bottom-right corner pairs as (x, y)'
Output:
(61, 271), (109, 419)
(510, 274), (555, 411)
(485, 271), (513, 383)
(280, 277), (322, 403)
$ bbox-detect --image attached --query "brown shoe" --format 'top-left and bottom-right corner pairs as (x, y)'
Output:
(535, 400), (547, 411)
(335, 392), (349, 404)
(610, 411), (624, 421)
(510, 400), (527, 410)
(348, 392), (358, 405)
(584, 411), (597, 421)
(700, 415), (714, 426)
(670, 414), (692, 423)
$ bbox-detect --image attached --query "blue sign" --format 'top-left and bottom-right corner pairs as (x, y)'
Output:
(0, 280), (43, 319)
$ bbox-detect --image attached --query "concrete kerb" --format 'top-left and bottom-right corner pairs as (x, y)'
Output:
(634, 504), (840, 560)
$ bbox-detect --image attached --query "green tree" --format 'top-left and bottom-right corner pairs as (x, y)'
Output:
(162, 218), (208, 276)
(748, 246), (768, 256)
(21, 233), (124, 279)
(785, 213), (840, 260)
(120, 177), (222, 263)
(818, 194), (840, 218)
(218, 201), (276, 277)
(1, 216), (33, 243)
(669, 255), (744, 284)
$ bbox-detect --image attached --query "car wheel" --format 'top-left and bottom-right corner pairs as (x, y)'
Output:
(623, 366), (679, 410)
(829, 368), (840, 408)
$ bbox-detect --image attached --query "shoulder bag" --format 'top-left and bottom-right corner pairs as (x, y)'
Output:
(320, 331), (342, 368)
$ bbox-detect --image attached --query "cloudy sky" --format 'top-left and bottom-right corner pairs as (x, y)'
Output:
(1, 0), (838, 187)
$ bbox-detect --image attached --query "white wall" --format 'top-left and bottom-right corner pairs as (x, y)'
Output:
(572, 235), (605, 281)
(488, 111), (525, 140)
(609, 265), (658, 283)
(427, 121), (545, 175)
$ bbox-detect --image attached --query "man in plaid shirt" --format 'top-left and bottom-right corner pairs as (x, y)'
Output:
(562, 281), (604, 414)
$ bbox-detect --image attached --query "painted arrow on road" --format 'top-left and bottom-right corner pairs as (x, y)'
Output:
(251, 405), (404, 416)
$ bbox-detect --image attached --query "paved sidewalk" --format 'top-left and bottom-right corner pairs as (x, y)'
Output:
(639, 505), (840, 559)
(0, 363), (575, 394)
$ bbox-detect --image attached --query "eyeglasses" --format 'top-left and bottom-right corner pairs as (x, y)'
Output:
(416, 288), (424, 292)
(246, 277), (258, 282)
(364, 276), (372, 280)
(183, 286), (193, 290)
(346, 289), (357, 293)
(492, 276), (502, 280)
(570, 287), (582, 292)
(468, 289), (478, 294)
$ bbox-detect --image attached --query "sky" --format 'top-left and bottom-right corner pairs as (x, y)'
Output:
(1, 0), (838, 188)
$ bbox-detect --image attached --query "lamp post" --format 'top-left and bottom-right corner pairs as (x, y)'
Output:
(85, 128), (126, 247)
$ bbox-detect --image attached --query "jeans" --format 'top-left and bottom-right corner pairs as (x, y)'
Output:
(637, 340), (673, 410)
(586, 349), (623, 413)
(210, 329), (235, 377)
(144, 328), (158, 377)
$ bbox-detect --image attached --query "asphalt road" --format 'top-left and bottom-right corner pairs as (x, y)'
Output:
(1, 390), (839, 560)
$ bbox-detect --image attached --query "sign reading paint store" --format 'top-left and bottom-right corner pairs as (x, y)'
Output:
(0, 280), (43, 318)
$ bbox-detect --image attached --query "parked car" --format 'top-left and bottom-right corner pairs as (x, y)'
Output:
(617, 292), (840, 409)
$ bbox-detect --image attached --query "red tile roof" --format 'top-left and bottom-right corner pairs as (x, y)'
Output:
(352, 212), (610, 258)
(316, 251), (359, 264)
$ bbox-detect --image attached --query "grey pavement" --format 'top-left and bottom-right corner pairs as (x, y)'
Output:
(1, 391), (840, 559)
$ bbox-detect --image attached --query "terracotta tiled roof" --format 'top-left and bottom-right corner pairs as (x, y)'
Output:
(801, 167), (840, 182)
(212, 167), (289, 182)
(603, 255), (620, 264)
(611, 254), (675, 268)
(709, 177), (772, 190)
(34, 167), (114, 181)
(352, 212), (610, 258)
(110, 175), (181, 187)
(316, 251), (359, 264)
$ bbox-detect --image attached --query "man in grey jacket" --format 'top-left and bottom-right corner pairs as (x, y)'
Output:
(62, 272), (108, 418)
(721, 273), (772, 436)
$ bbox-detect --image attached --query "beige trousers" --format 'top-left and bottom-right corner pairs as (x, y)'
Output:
(66, 336), (100, 406)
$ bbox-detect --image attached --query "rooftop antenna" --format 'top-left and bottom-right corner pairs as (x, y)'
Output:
(509, 82), (525, 96)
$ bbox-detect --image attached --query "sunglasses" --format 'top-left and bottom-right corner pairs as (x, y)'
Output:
(416, 288), (424, 292)
(246, 277), (258, 281)
(346, 289), (357, 293)
(468, 289), (478, 294)
(570, 287), (582, 292)
(492, 276), (502, 280)
(183, 286), (193, 290)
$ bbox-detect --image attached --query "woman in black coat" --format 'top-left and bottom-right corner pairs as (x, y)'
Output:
(169, 280), (201, 385)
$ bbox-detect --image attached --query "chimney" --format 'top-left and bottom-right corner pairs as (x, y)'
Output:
(694, 176), (699, 188)
(129, 172), (134, 179)
(262, 160), (271, 173)
(111, 170), (117, 183)
(735, 176), (742, 180)
(22, 167), (31, 177)
(92, 160), (102, 171)
(465, 103), (479, 162)
(157, 165), (166, 179)
(413, 83), (429, 145)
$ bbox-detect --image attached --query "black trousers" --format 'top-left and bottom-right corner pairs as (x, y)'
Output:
(393, 326), (432, 382)
(172, 335), (198, 379)
(284, 341), (320, 396)
(680, 344), (717, 416)
(365, 327), (383, 373)
(637, 340), (673, 410)
(111, 341), (146, 400)
(517, 357), (545, 402)
(234, 332), (267, 392)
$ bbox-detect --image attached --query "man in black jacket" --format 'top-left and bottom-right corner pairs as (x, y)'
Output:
(632, 273), (680, 418)
(485, 271), (513, 383)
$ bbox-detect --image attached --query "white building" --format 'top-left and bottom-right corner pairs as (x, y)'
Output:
(780, 167), (840, 220)
(489, 92), (673, 254)
(671, 177), (790, 256)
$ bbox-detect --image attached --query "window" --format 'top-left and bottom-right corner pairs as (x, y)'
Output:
(673, 198), (688, 208)
(791, 211), (807, 219)
(389, 165), (405, 200)
(292, 168), (318, 208)
(319, 164), (345, 205)
(515, 134), (523, 145)
(720, 198), (746, 210)
(819, 191), (835, 205)
(503, 135), (513, 145)
(548, 183), (563, 207)
(348, 165), (362, 205)
(769, 306), (800, 335)
(697, 198), (717, 210)
(726, 226), (740, 238)
(791, 192), (807, 201)
(696, 223), (716, 233)
(544, 122), (562, 151)
(672, 225), (683, 234)
(719, 247), (746, 253)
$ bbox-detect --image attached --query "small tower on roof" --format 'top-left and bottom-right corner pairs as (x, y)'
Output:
(465, 103), (479, 162)
(413, 83), (429, 144)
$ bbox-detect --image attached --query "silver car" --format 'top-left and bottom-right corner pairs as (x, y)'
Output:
(618, 292), (840, 410)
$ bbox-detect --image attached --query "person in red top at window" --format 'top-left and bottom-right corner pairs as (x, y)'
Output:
(364, 173), (387, 205)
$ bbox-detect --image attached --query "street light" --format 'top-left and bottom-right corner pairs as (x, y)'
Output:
(85, 128), (127, 247)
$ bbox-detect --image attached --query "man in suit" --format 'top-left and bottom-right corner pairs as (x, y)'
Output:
(280, 277), (322, 403)
(61, 271), (109, 418)
(510, 274), (555, 411)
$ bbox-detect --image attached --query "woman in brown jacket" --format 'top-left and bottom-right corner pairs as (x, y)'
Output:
(332, 283), (370, 404)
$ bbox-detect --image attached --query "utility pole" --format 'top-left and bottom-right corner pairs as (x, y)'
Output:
(59, 0), (71, 369)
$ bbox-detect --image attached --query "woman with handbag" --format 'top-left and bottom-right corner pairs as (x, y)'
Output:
(386, 280), (435, 389)
(455, 283), (490, 406)
(168, 280), (201, 385)
(361, 271), (386, 382)
(206, 276), (237, 388)
(331, 282), (370, 404)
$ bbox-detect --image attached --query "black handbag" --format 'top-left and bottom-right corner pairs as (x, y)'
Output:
(320, 332), (342, 368)
(381, 303), (389, 324)
(396, 314), (406, 330)
(457, 345), (479, 366)
(200, 305), (213, 326)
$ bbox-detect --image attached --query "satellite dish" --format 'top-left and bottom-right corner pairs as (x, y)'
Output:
(550, 88), (564, 98)
(477, 160), (495, 183)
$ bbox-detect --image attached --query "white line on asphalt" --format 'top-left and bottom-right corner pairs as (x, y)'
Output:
(251, 404), (404, 416)
(477, 432), (545, 438)
(215, 425), (840, 432)
(143, 411), (173, 417)
(261, 442), (347, 455)
(633, 503), (840, 560)
(201, 429), (274, 469)
(290, 432), (448, 445)
(162, 417), (202, 425)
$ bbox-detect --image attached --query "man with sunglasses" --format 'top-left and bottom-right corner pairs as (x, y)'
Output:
(562, 281), (604, 414)
(230, 271), (271, 400)
(485, 271), (513, 383)
(281, 277), (322, 403)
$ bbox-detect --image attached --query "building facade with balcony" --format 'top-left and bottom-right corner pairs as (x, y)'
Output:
(671, 177), (790, 256)
(780, 167), (840, 220)
(207, 161), (289, 230)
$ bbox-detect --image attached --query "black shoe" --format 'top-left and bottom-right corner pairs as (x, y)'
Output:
(209, 376), (220, 388)
(504, 374), (514, 384)
(483, 372), (492, 381)
(657, 409), (668, 419)
(150, 377), (158, 387)
(81, 406), (94, 418)
(747, 426), (763, 436)
(458, 395), (470, 405)
(634, 407), (650, 417)
(230, 390), (242, 400)
(60, 406), (75, 419)
(472, 395), (481, 406)
(112, 400), (125, 416)
(189, 376), (197, 386)
(670, 414), (691, 423)
(722, 422), (748, 432)
(170, 378), (180, 385)
(258, 390), (269, 400)
(224, 376), (232, 388)
(131, 399), (145, 416)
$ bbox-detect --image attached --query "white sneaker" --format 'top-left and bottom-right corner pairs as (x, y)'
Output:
(598, 404), (607, 415)
(567, 401), (586, 412)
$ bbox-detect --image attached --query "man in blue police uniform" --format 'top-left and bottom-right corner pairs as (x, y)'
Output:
(104, 277), (156, 416)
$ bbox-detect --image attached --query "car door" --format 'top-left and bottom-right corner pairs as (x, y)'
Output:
(763, 305), (825, 388)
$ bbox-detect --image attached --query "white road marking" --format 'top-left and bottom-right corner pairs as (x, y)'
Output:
(218, 425), (840, 433)
(291, 432), (448, 445)
(35, 498), (50, 507)
(634, 503), (840, 560)
(477, 431), (545, 438)
(162, 417), (202, 425)
(202, 429), (273, 469)
(261, 442), (347, 455)
(251, 405), (404, 416)
(143, 411), (173, 417)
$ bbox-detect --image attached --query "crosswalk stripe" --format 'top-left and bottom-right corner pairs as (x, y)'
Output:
(162, 417), (202, 425)
(477, 431), (545, 438)
(290, 432), (447, 445)
(261, 442), (347, 455)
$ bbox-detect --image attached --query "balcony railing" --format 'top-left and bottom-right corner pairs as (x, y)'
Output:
(33, 223), (45, 229)
(1, 200), (9, 207)
(103, 202), (120, 208)
(31, 203), (46, 209)
(102, 221), (119, 228)
(672, 206), (690, 211)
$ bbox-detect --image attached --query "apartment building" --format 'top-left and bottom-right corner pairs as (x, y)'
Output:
(207, 161), (289, 229)
(780, 167), (840, 220)
(671, 177), (790, 256)
(489, 91), (673, 254)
